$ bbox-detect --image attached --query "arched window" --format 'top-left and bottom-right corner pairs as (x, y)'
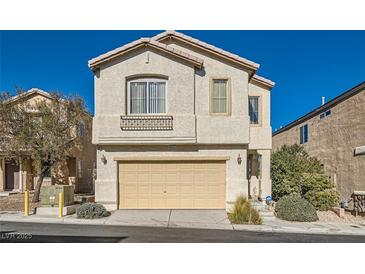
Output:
(127, 78), (166, 114)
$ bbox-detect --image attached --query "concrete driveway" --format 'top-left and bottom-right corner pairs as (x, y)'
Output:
(105, 210), (232, 230)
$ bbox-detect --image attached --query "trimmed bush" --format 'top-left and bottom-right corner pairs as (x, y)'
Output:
(304, 189), (340, 211)
(275, 195), (318, 222)
(228, 195), (262, 225)
(272, 145), (340, 211)
(76, 203), (110, 219)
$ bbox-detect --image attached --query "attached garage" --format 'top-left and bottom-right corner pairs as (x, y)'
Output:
(118, 158), (227, 209)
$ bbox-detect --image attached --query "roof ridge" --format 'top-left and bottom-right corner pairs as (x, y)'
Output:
(88, 36), (203, 69)
(151, 30), (260, 71)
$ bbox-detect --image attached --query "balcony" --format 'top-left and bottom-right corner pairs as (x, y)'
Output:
(120, 115), (174, 131)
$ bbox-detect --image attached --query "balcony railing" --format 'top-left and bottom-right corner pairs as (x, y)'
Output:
(120, 115), (173, 131)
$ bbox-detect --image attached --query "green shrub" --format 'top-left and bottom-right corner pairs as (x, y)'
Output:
(275, 195), (318, 222)
(304, 189), (340, 211)
(272, 144), (323, 201)
(272, 145), (340, 211)
(76, 203), (110, 219)
(228, 195), (262, 225)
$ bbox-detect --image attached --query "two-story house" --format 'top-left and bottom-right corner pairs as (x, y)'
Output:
(89, 31), (275, 210)
(0, 88), (96, 194)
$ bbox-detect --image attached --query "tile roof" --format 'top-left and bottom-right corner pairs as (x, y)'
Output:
(88, 38), (204, 70)
(152, 30), (260, 71)
(251, 74), (275, 89)
(6, 88), (54, 103)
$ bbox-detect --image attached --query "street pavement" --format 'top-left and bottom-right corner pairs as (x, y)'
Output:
(1, 221), (365, 243)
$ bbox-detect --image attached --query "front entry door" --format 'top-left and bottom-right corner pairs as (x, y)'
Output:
(5, 160), (20, 190)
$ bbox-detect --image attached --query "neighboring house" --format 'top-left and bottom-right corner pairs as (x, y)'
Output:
(272, 81), (365, 204)
(89, 31), (275, 210)
(0, 88), (96, 194)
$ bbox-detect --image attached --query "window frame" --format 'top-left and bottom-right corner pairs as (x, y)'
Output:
(248, 95), (261, 126)
(299, 124), (309, 144)
(127, 78), (167, 115)
(209, 77), (231, 116)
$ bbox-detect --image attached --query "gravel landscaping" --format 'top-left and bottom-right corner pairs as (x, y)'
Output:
(0, 193), (39, 212)
(317, 210), (365, 224)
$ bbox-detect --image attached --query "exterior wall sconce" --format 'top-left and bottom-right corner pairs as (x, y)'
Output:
(101, 154), (107, 164)
(237, 154), (242, 165)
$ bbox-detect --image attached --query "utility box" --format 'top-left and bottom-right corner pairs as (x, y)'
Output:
(40, 185), (74, 207)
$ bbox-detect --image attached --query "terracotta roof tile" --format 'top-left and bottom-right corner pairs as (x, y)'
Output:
(88, 37), (203, 69)
(152, 31), (260, 70)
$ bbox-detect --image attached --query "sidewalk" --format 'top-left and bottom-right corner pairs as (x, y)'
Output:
(1, 211), (365, 236)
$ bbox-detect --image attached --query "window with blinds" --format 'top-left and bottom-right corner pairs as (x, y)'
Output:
(211, 79), (229, 114)
(129, 79), (166, 114)
(249, 96), (260, 124)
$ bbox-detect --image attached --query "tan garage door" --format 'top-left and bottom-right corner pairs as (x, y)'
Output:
(118, 161), (226, 209)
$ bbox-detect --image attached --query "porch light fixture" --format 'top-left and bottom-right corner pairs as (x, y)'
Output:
(101, 154), (107, 164)
(237, 154), (242, 165)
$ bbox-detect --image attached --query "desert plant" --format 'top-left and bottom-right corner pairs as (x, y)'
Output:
(271, 145), (340, 211)
(271, 144), (323, 200)
(275, 195), (318, 222)
(228, 195), (262, 225)
(76, 203), (110, 219)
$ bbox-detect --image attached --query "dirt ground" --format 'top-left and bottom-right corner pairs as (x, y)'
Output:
(0, 193), (39, 212)
(317, 210), (365, 224)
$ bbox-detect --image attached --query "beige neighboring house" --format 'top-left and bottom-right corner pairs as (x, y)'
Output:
(0, 88), (96, 194)
(89, 31), (275, 211)
(272, 81), (365, 204)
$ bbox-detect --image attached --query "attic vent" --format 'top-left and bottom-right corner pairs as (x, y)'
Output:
(320, 109), (331, 119)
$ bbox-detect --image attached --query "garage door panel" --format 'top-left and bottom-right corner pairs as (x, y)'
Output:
(119, 160), (226, 209)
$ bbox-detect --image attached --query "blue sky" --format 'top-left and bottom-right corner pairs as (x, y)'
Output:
(1, 30), (364, 130)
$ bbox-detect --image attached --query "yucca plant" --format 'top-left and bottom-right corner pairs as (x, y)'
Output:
(228, 195), (262, 225)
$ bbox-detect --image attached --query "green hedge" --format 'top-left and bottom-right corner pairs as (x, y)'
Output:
(275, 195), (318, 222)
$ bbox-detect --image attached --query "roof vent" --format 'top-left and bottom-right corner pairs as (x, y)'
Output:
(322, 96), (325, 105)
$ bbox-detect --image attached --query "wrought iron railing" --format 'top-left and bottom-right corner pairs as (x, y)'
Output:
(120, 115), (173, 131)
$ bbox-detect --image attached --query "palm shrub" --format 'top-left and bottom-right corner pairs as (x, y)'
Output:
(228, 195), (262, 225)
(76, 203), (110, 219)
(275, 195), (318, 222)
(272, 144), (340, 210)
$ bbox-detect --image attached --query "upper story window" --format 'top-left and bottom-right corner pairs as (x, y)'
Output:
(319, 109), (331, 119)
(128, 79), (166, 114)
(210, 79), (230, 115)
(299, 124), (308, 144)
(249, 96), (260, 125)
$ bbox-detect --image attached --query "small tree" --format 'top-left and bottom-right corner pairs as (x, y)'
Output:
(0, 89), (88, 202)
(271, 144), (340, 210)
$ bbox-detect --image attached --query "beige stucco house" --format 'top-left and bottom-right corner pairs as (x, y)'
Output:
(0, 88), (96, 194)
(89, 31), (275, 210)
(273, 81), (365, 205)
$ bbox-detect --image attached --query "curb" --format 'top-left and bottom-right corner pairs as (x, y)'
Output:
(1, 214), (365, 236)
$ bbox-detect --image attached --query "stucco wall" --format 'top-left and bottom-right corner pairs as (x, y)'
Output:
(95, 145), (248, 210)
(272, 89), (365, 201)
(93, 47), (197, 144)
(162, 39), (251, 144)
(93, 41), (252, 145)
(248, 82), (272, 150)
(92, 37), (273, 208)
